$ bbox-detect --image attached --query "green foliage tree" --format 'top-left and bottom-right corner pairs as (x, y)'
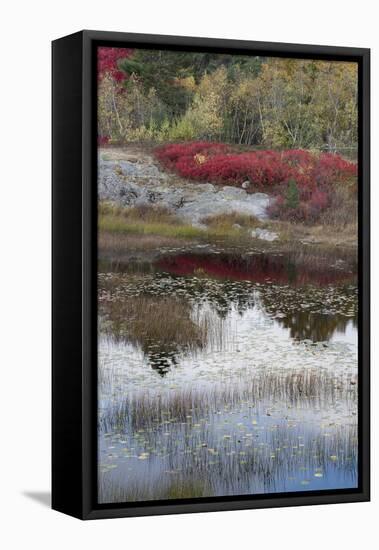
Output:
(119, 50), (199, 117)
(285, 179), (300, 210)
(98, 48), (358, 152)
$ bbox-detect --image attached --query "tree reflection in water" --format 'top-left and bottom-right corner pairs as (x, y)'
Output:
(276, 310), (357, 342)
(99, 250), (357, 376)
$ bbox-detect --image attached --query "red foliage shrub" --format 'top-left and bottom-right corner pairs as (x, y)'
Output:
(156, 144), (293, 187)
(182, 151), (293, 187)
(310, 189), (329, 210)
(313, 153), (357, 187)
(155, 142), (231, 168)
(269, 187), (333, 223)
(281, 149), (314, 167)
(97, 47), (133, 81)
(154, 142), (357, 222)
(268, 196), (310, 223)
(98, 135), (110, 146)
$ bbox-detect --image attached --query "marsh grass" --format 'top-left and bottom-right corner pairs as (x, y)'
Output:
(99, 231), (189, 254)
(98, 203), (197, 255)
(99, 202), (251, 244)
(99, 202), (177, 224)
(99, 214), (204, 240)
(98, 419), (357, 503)
(100, 295), (216, 363)
(263, 216), (358, 251)
(104, 295), (207, 347)
(99, 202), (199, 240)
(319, 184), (358, 228)
(99, 369), (357, 434)
(201, 212), (260, 230)
(99, 292), (231, 376)
(99, 364), (358, 503)
(99, 201), (358, 255)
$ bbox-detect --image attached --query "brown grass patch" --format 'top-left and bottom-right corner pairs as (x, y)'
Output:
(99, 230), (186, 254)
(263, 218), (357, 250)
(99, 202), (179, 224)
(101, 295), (209, 353)
(200, 211), (260, 230)
(319, 184), (358, 228)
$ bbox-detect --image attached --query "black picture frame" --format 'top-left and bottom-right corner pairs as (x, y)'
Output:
(52, 30), (370, 520)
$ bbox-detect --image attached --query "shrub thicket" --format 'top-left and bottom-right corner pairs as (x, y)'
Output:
(155, 142), (357, 223)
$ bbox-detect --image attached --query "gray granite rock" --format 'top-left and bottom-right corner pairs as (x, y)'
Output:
(98, 156), (271, 223)
(251, 227), (279, 241)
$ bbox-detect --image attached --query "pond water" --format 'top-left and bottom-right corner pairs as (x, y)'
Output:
(98, 251), (358, 503)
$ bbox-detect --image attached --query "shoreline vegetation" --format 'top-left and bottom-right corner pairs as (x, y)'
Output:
(98, 144), (357, 267)
(99, 194), (357, 251)
(97, 48), (358, 264)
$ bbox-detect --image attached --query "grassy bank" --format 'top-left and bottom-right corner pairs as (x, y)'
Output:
(98, 201), (357, 261)
(98, 203), (250, 243)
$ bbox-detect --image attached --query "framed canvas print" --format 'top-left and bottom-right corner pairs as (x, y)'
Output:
(52, 30), (370, 519)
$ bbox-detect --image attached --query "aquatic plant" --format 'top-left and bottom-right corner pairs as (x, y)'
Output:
(99, 367), (357, 434)
(98, 405), (358, 503)
(97, 257), (358, 503)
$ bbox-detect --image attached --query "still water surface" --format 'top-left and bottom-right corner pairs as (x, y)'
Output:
(98, 251), (358, 503)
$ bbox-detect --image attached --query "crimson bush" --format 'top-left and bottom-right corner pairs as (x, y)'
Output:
(154, 142), (357, 222)
(98, 135), (110, 146)
(97, 47), (133, 81)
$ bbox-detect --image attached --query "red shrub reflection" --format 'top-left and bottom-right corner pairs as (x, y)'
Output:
(156, 253), (355, 287)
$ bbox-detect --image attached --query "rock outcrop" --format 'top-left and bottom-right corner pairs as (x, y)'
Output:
(98, 153), (271, 225)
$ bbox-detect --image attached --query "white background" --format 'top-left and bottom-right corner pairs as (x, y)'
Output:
(0, 1), (376, 548)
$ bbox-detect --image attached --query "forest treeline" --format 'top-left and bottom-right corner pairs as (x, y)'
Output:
(98, 48), (358, 152)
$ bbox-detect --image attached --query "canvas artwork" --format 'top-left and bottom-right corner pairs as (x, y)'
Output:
(97, 46), (359, 504)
